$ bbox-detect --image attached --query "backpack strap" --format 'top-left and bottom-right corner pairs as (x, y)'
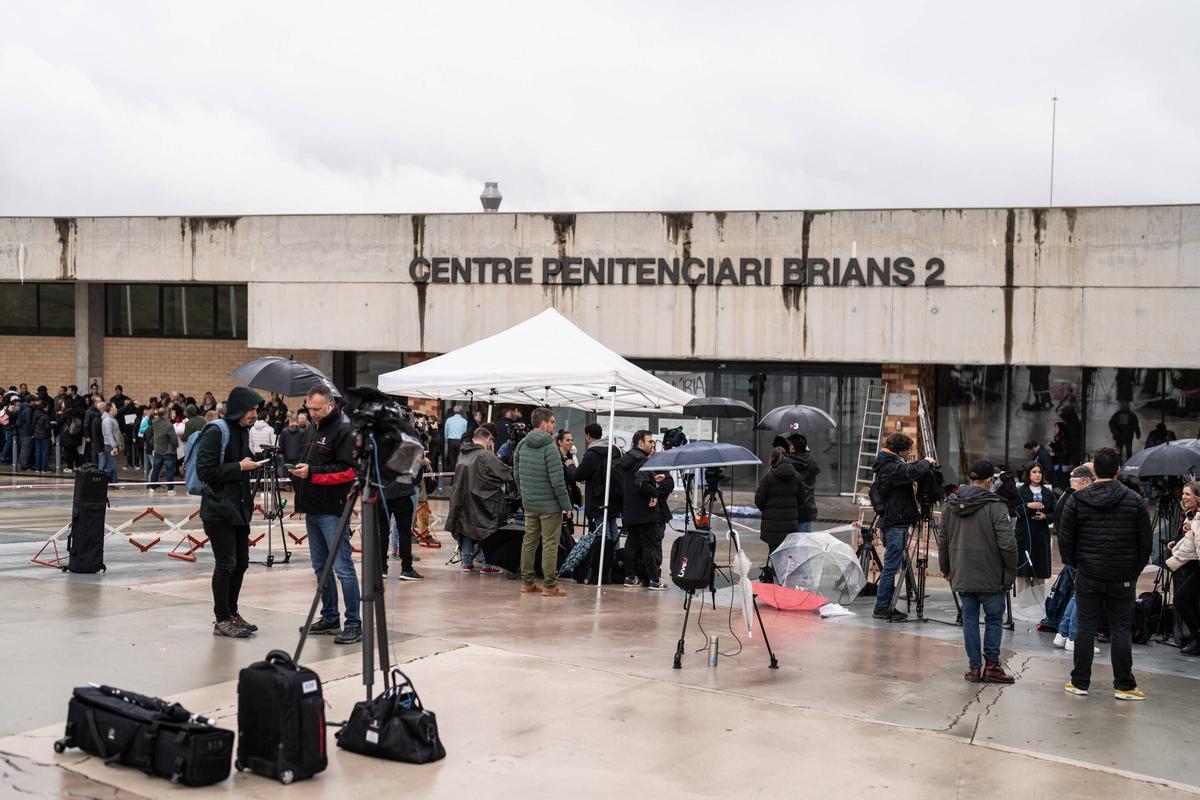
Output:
(214, 419), (231, 460)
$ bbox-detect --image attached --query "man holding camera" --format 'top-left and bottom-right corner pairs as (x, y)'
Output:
(871, 432), (935, 621)
(290, 385), (362, 644)
(938, 459), (1018, 683)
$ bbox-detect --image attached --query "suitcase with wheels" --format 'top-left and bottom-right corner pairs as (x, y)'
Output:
(65, 467), (108, 574)
(236, 650), (327, 784)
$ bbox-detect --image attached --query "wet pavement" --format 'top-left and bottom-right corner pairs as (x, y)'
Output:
(1, 478), (1197, 797)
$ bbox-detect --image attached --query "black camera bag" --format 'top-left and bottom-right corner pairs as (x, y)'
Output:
(670, 530), (714, 591)
(236, 650), (327, 784)
(56, 685), (233, 786)
(336, 669), (446, 763)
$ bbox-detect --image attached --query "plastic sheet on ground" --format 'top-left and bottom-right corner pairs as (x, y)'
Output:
(1011, 583), (1049, 623)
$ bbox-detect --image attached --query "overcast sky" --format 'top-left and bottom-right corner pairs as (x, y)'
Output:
(1, 1), (1197, 215)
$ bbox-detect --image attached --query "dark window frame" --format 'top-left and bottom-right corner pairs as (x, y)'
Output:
(104, 283), (247, 340)
(0, 283), (75, 337)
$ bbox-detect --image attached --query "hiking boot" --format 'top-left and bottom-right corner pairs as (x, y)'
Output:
(299, 618), (341, 635)
(213, 619), (251, 638)
(623, 577), (642, 588)
(982, 662), (1015, 684)
(964, 666), (983, 683)
(230, 613), (258, 633)
(1064, 682), (1088, 696)
(542, 586), (567, 597)
(646, 580), (668, 592)
(479, 566), (501, 574)
(417, 532), (442, 548)
(334, 625), (363, 645)
(521, 582), (543, 594)
(398, 568), (424, 581)
(1114, 688), (1146, 701)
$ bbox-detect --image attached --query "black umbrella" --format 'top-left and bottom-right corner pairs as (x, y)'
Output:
(682, 396), (756, 419)
(480, 522), (573, 577)
(1120, 439), (1200, 477)
(231, 356), (340, 398)
(756, 404), (837, 433)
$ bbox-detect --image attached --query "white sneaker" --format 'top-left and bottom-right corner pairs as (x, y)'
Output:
(1053, 633), (1067, 648)
(167, 489), (176, 496)
(1065, 639), (1074, 652)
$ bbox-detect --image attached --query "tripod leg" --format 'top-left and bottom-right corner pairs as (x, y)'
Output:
(1004, 590), (1015, 631)
(674, 592), (693, 669)
(752, 595), (779, 669)
(360, 487), (381, 702)
(294, 488), (360, 664)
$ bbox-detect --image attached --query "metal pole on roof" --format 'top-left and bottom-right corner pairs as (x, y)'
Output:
(595, 386), (618, 601)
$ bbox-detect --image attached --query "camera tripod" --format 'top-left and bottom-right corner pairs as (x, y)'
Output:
(1148, 490), (1182, 645)
(884, 505), (966, 627)
(673, 472), (779, 670)
(252, 450), (291, 568)
(293, 438), (395, 701)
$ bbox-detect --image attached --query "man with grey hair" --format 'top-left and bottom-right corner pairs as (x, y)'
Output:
(443, 404), (468, 473)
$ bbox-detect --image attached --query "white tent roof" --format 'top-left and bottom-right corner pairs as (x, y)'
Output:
(377, 309), (694, 413)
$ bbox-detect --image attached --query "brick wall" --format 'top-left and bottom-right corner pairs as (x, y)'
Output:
(882, 363), (937, 458)
(400, 352), (441, 416)
(102, 339), (324, 403)
(0, 336), (76, 391)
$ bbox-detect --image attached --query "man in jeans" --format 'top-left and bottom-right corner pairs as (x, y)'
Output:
(513, 407), (572, 597)
(149, 408), (180, 494)
(870, 432), (935, 621)
(938, 459), (1018, 683)
(98, 402), (122, 485)
(290, 385), (362, 645)
(1057, 447), (1152, 700)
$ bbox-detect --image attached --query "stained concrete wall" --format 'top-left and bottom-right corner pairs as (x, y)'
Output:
(0, 206), (1196, 367)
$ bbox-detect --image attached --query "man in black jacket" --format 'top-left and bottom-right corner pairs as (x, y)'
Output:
(871, 432), (935, 621)
(572, 423), (623, 542)
(289, 386), (362, 645)
(619, 430), (673, 591)
(1057, 447), (1152, 700)
(195, 386), (263, 638)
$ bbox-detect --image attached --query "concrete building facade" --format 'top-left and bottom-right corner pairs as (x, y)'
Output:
(1, 205), (1195, 491)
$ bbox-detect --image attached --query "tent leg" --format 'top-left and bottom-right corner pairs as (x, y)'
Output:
(595, 387), (617, 601)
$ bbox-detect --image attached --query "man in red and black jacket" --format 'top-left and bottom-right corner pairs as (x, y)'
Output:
(289, 385), (362, 645)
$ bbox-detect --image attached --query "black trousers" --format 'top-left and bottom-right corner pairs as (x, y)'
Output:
(624, 522), (664, 585)
(1173, 561), (1200, 642)
(207, 522), (250, 621)
(1072, 571), (1137, 691)
(383, 496), (414, 571)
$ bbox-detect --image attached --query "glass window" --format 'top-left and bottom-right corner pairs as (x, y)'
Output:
(163, 286), (215, 337)
(0, 284), (40, 335)
(37, 283), (75, 335)
(106, 284), (160, 337)
(215, 285), (248, 339)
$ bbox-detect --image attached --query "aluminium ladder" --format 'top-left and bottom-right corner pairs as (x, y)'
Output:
(853, 382), (888, 505)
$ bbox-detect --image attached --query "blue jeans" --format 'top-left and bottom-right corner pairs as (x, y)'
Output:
(460, 536), (491, 568)
(149, 453), (176, 490)
(1, 428), (13, 462)
(34, 438), (50, 472)
(306, 513), (361, 627)
(960, 591), (1007, 668)
(588, 513), (620, 542)
(1060, 595), (1078, 640)
(874, 525), (909, 611)
(97, 448), (119, 484)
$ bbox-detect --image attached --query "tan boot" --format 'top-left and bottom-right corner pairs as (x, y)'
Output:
(520, 582), (543, 594)
(542, 586), (567, 597)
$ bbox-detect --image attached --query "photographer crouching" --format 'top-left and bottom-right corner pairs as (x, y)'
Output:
(870, 432), (936, 621)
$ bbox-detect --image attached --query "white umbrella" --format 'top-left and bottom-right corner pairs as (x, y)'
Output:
(769, 530), (866, 604)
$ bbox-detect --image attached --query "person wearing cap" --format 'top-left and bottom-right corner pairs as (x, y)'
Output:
(938, 459), (1018, 684)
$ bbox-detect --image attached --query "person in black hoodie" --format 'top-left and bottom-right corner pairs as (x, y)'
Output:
(572, 423), (623, 542)
(870, 432), (936, 621)
(755, 447), (807, 554)
(619, 430), (673, 591)
(1057, 446), (1152, 699)
(785, 434), (820, 527)
(195, 386), (263, 639)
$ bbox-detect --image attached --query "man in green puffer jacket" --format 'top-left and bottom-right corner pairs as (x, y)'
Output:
(513, 407), (572, 597)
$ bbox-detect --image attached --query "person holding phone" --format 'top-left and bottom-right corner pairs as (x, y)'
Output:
(195, 386), (264, 639)
(1016, 461), (1056, 592)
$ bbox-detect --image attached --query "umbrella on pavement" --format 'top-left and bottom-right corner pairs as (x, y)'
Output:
(682, 397), (756, 419)
(752, 582), (829, 612)
(768, 530), (866, 604)
(639, 441), (761, 471)
(1120, 439), (1200, 477)
(756, 404), (837, 433)
(231, 356), (340, 398)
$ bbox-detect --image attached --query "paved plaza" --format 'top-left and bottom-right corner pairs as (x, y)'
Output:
(0, 478), (1196, 798)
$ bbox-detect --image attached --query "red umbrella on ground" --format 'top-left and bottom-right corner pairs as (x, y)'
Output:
(752, 582), (828, 612)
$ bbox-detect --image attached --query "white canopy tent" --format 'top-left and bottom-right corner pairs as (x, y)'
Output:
(377, 308), (694, 596)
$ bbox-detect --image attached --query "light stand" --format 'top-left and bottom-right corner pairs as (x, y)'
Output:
(253, 449), (291, 568)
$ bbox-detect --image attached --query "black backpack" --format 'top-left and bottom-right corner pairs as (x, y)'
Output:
(669, 531), (714, 591)
(1133, 590), (1162, 645)
(867, 476), (887, 516)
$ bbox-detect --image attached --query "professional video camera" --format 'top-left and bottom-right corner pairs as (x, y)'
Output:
(341, 387), (424, 485)
(991, 467), (1023, 514)
(703, 466), (728, 486)
(662, 426), (688, 450)
(916, 463), (946, 507)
